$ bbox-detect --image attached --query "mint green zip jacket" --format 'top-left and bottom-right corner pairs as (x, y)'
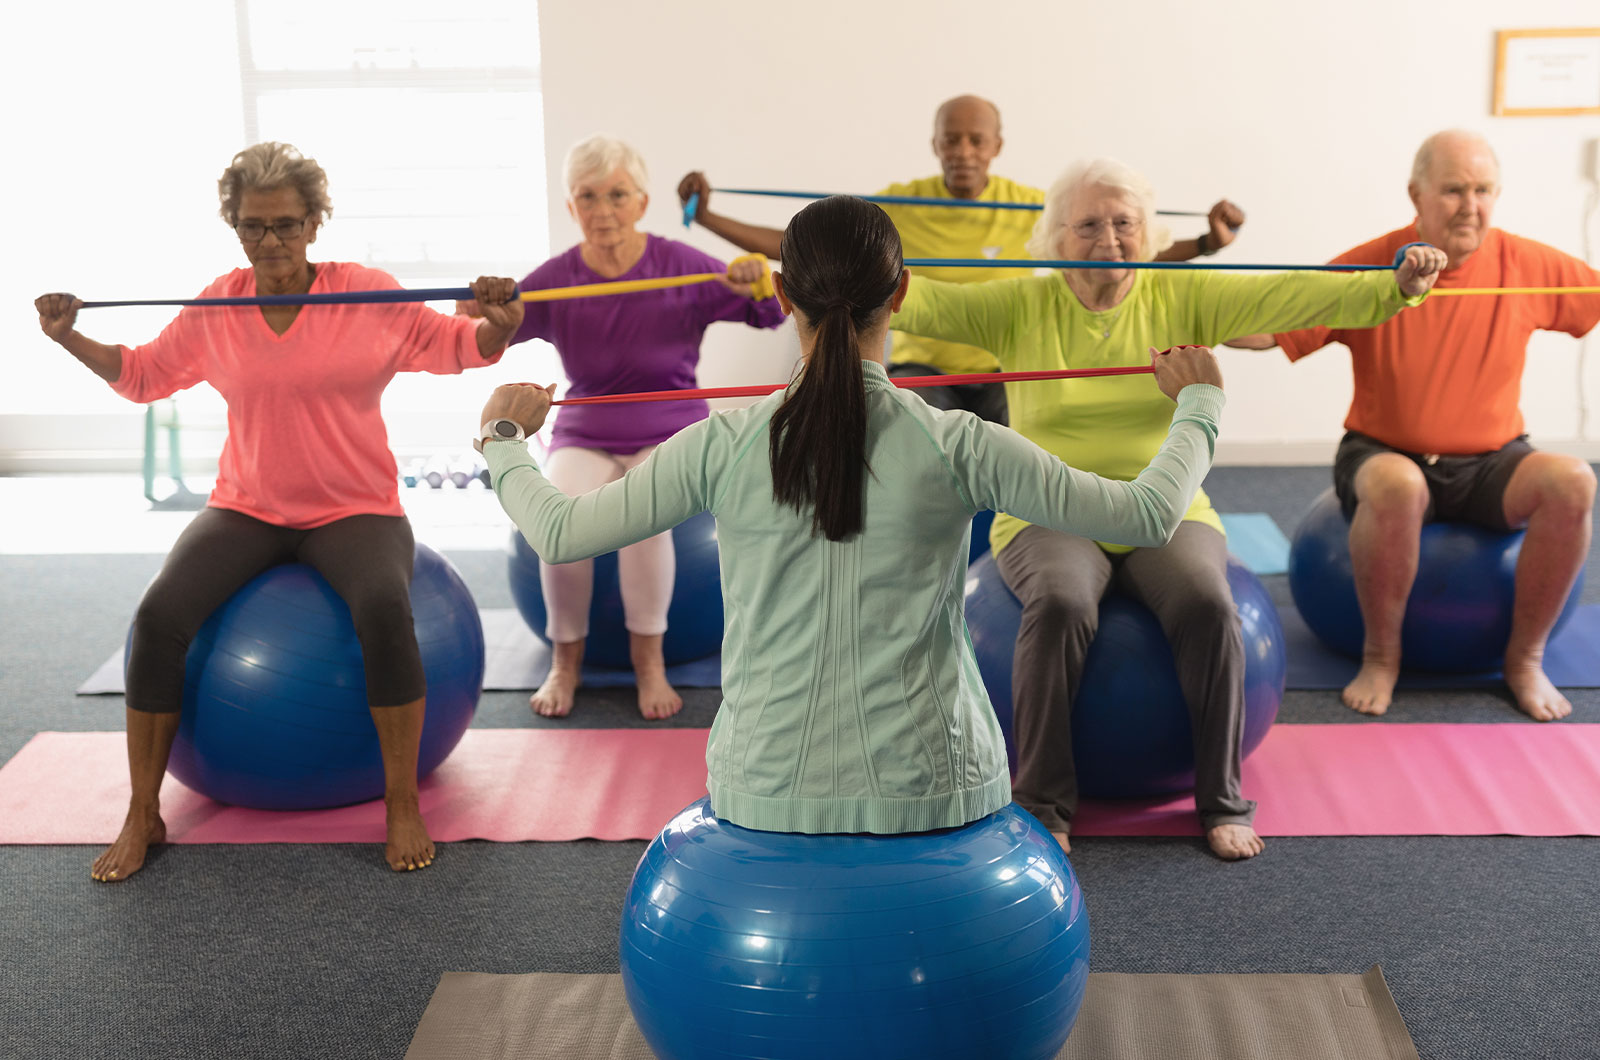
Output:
(485, 360), (1224, 834)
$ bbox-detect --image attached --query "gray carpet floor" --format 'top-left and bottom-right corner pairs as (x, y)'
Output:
(2, 465), (1598, 1059)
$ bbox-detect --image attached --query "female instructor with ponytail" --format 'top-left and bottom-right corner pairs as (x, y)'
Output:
(476, 196), (1225, 839)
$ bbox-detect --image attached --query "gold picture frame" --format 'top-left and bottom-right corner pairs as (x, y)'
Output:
(1493, 28), (1600, 116)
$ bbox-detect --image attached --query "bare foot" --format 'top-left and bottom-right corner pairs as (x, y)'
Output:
(1341, 660), (1399, 716)
(385, 796), (435, 872)
(1207, 823), (1264, 861)
(91, 807), (166, 883)
(1504, 662), (1573, 722)
(636, 668), (683, 721)
(1050, 829), (1071, 854)
(530, 666), (580, 718)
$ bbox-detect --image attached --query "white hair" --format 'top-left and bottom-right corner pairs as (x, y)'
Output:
(563, 135), (649, 196)
(1410, 129), (1500, 187)
(1026, 158), (1172, 261)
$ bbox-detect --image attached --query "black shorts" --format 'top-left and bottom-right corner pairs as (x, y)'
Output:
(887, 362), (1009, 425)
(1331, 430), (1534, 532)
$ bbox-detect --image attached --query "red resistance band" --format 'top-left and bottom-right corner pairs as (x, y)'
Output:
(553, 364), (1160, 406)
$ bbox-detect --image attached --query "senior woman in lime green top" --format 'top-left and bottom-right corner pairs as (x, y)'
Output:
(477, 195), (1228, 837)
(893, 158), (1447, 860)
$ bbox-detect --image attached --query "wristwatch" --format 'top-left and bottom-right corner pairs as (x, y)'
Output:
(477, 418), (526, 452)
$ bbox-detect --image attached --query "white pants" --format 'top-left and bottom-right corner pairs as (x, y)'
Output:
(541, 445), (674, 643)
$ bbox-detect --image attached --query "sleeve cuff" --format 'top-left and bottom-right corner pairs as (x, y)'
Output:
(1174, 382), (1226, 422)
(481, 438), (537, 492)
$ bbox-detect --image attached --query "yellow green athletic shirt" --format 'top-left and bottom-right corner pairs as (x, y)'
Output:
(484, 361), (1224, 834)
(895, 269), (1425, 555)
(878, 175), (1045, 375)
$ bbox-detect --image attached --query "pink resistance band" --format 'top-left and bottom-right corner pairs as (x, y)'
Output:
(553, 364), (1160, 406)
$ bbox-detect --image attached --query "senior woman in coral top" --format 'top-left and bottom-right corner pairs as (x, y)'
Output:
(35, 142), (524, 882)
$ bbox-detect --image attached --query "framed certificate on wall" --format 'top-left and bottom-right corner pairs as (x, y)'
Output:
(1493, 28), (1600, 116)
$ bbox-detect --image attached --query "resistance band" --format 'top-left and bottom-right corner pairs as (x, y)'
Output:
(79, 257), (775, 310)
(551, 365), (1158, 406)
(904, 257), (1389, 273)
(72, 252), (1599, 310)
(682, 187), (1213, 228)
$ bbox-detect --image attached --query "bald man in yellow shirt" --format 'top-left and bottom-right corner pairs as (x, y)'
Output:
(678, 95), (1246, 422)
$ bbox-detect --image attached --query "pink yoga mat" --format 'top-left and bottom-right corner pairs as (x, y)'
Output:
(1072, 723), (1600, 837)
(0, 729), (710, 845)
(2, 725), (1598, 845)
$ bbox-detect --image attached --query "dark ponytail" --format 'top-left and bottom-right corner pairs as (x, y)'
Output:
(770, 196), (904, 541)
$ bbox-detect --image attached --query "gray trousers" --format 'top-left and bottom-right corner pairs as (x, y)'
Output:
(994, 521), (1256, 832)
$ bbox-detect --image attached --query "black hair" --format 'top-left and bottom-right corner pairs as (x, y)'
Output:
(769, 196), (905, 541)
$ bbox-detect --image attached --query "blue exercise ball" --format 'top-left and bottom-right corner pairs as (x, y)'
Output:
(620, 797), (1090, 1060)
(1289, 487), (1585, 672)
(507, 510), (722, 669)
(969, 508), (996, 563)
(136, 544), (483, 811)
(965, 551), (1283, 797)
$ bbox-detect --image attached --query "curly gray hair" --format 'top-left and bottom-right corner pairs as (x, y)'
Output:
(217, 142), (333, 227)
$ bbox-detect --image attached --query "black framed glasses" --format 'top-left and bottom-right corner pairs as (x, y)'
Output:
(234, 217), (309, 243)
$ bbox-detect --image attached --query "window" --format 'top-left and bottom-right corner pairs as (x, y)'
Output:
(237, 0), (554, 448)
(238, 0), (546, 284)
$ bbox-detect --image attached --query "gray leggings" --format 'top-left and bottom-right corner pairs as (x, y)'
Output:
(994, 521), (1255, 831)
(126, 508), (424, 712)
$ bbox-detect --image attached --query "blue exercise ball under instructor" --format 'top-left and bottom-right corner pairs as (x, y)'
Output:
(134, 543), (483, 811)
(619, 797), (1091, 1060)
(507, 510), (723, 669)
(965, 552), (1284, 797)
(1289, 487), (1584, 672)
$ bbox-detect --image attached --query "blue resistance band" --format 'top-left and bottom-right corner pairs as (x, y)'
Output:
(682, 187), (1212, 228)
(75, 246), (1425, 309)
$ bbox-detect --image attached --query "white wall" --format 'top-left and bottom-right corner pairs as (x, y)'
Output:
(537, 0), (1600, 461)
(5, 0), (1599, 470)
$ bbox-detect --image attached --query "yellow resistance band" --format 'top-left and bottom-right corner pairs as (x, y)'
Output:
(518, 254), (774, 303)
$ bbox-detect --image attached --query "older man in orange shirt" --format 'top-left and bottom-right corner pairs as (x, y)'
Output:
(1234, 130), (1599, 721)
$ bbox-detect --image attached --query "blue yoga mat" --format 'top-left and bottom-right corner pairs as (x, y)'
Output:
(1283, 602), (1600, 689)
(1220, 512), (1291, 576)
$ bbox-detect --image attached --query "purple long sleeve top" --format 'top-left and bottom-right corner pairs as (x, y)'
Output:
(511, 235), (786, 453)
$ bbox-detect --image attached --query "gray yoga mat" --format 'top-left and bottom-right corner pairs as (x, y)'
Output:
(405, 966), (1419, 1060)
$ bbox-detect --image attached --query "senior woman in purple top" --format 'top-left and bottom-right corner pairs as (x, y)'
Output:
(469, 135), (783, 719)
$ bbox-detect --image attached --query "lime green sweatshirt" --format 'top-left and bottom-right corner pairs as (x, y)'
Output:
(896, 268), (1423, 553)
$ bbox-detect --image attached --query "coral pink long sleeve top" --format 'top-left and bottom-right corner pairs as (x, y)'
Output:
(112, 263), (499, 529)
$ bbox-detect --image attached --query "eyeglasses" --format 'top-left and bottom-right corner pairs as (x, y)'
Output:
(571, 189), (640, 212)
(1068, 218), (1143, 239)
(234, 217), (309, 243)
